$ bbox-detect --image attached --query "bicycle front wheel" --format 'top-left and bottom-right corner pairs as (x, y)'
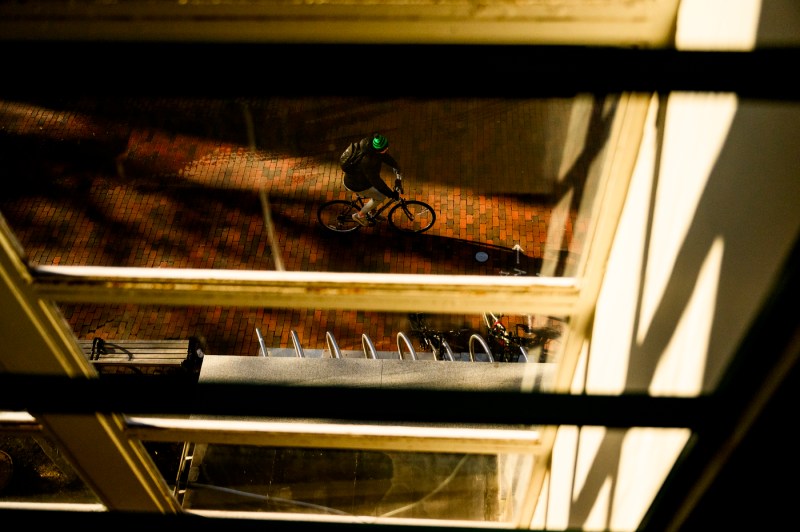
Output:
(317, 200), (361, 233)
(389, 200), (436, 233)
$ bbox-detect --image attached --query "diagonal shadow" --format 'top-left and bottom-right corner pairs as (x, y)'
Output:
(1, 95), (582, 192)
(566, 97), (800, 528)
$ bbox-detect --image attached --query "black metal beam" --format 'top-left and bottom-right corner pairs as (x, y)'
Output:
(2, 43), (799, 99)
(0, 373), (713, 428)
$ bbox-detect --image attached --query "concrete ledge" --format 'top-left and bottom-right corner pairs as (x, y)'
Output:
(200, 355), (555, 392)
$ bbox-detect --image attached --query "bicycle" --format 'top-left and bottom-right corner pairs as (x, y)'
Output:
(482, 311), (562, 363)
(403, 312), (476, 361)
(317, 183), (436, 234)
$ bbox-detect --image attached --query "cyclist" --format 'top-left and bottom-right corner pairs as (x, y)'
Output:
(344, 133), (403, 226)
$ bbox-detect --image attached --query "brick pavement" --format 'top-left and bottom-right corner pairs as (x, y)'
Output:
(0, 97), (575, 358)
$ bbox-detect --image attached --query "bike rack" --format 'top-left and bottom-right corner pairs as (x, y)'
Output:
(396, 332), (417, 360)
(468, 333), (494, 362)
(326, 331), (342, 359)
(438, 338), (456, 361)
(361, 333), (378, 359)
(255, 327), (268, 357)
(290, 330), (305, 358)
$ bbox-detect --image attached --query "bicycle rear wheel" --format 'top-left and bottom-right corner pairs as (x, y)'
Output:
(497, 344), (527, 363)
(389, 200), (436, 233)
(317, 200), (361, 233)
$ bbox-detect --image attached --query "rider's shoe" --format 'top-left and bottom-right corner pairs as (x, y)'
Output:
(352, 213), (369, 226)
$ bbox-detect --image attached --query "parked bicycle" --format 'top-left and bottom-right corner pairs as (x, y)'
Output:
(403, 313), (476, 361)
(317, 183), (436, 234)
(482, 311), (562, 363)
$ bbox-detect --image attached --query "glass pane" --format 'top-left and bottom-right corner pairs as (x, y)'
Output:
(0, 92), (589, 523)
(155, 441), (536, 523)
(0, 434), (99, 505)
(0, 95), (614, 277)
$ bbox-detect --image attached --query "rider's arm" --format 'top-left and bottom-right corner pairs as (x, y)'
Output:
(366, 169), (396, 198)
(380, 152), (401, 173)
(365, 152), (400, 198)
(379, 153), (403, 194)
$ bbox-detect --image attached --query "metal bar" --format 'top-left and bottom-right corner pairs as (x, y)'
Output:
(2, 44), (799, 99)
(31, 265), (580, 316)
(255, 328), (268, 357)
(126, 416), (545, 455)
(0, 374), (714, 428)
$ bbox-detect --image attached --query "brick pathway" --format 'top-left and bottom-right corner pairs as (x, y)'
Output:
(0, 97), (573, 357)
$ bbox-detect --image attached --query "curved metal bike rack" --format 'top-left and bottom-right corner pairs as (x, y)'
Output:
(468, 333), (494, 362)
(326, 331), (342, 359)
(255, 327), (268, 357)
(290, 330), (305, 358)
(361, 333), (378, 359)
(396, 331), (417, 360)
(438, 338), (456, 361)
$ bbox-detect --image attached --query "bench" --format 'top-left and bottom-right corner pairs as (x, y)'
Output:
(78, 337), (205, 374)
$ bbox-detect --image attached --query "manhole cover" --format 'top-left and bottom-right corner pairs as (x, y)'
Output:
(475, 252), (489, 263)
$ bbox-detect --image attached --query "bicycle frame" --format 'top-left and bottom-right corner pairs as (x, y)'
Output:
(350, 193), (394, 218)
(482, 311), (529, 363)
(406, 313), (476, 361)
(317, 185), (436, 234)
(482, 311), (563, 363)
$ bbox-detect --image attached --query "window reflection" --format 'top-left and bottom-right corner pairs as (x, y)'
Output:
(175, 443), (521, 522)
(0, 435), (98, 505)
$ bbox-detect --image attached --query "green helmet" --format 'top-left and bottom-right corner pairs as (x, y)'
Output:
(372, 134), (389, 151)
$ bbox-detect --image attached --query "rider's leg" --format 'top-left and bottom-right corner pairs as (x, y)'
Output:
(358, 198), (376, 216)
(356, 188), (387, 219)
(352, 196), (375, 226)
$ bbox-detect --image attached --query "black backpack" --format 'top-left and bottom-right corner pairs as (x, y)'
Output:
(339, 140), (366, 173)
